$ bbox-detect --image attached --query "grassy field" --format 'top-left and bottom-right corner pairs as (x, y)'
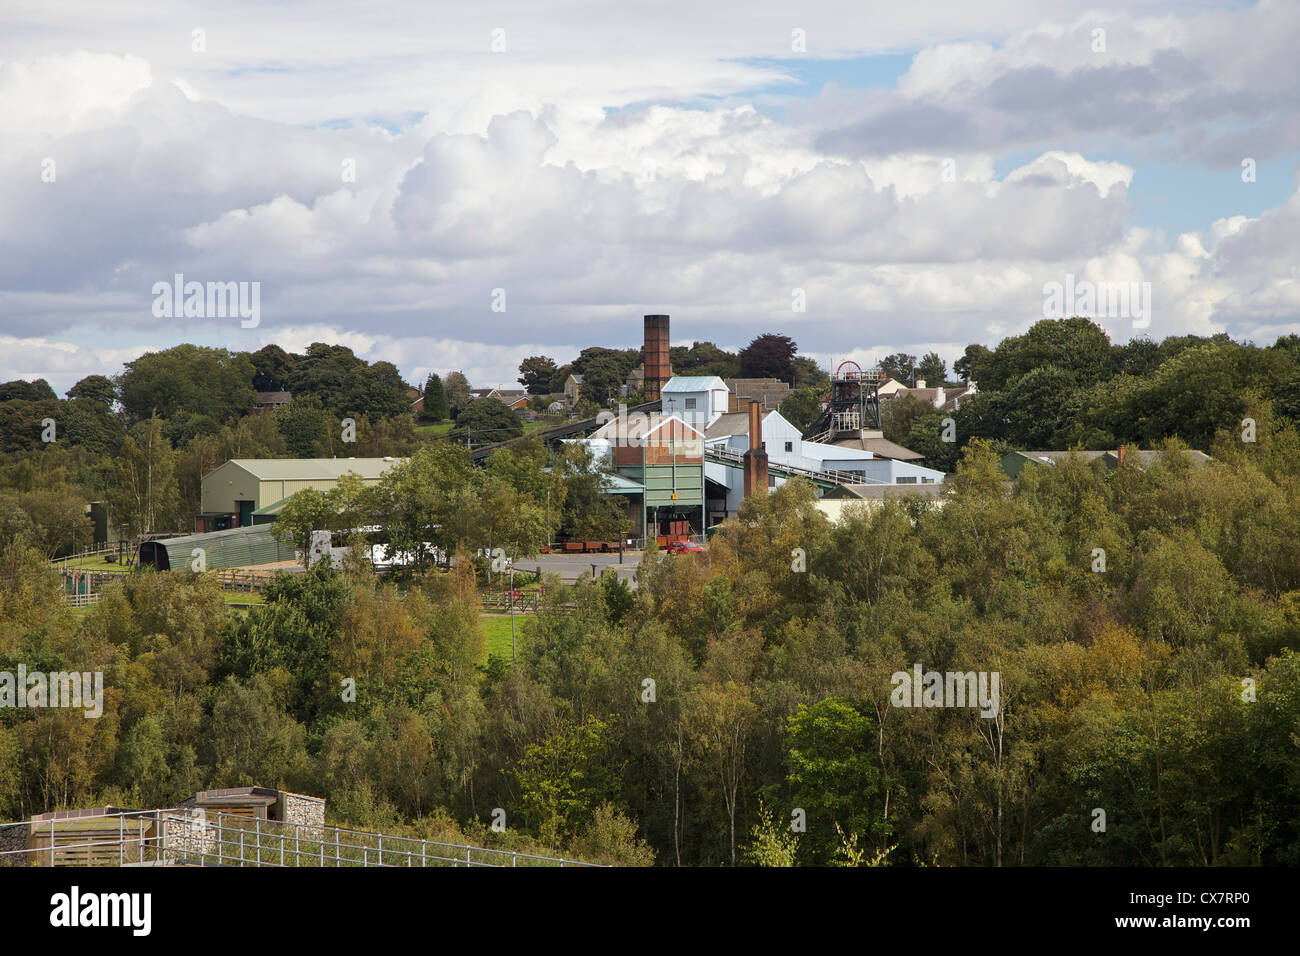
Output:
(414, 422), (454, 438)
(55, 553), (130, 571)
(481, 614), (525, 663)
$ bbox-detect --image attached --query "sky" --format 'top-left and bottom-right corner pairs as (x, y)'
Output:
(2, 0), (1298, 394)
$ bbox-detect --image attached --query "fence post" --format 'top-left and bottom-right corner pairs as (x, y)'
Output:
(119, 814), (124, 866)
(255, 817), (260, 866)
(49, 820), (54, 866)
(378, 835), (383, 867)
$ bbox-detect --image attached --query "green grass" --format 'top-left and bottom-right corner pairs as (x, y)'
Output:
(55, 553), (130, 570)
(223, 591), (265, 606)
(414, 422), (454, 438)
(481, 614), (524, 663)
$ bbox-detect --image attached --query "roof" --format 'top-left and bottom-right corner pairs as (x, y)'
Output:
(136, 524), (297, 571)
(828, 483), (949, 500)
(589, 413), (704, 442)
(251, 495), (295, 516)
(724, 378), (792, 408)
(704, 411), (752, 440)
(223, 457), (404, 481)
(256, 391), (291, 403)
(663, 375), (728, 392)
(602, 473), (646, 494)
(829, 433), (925, 461)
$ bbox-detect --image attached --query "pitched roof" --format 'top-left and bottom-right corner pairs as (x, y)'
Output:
(704, 411), (752, 440)
(226, 457), (404, 480)
(256, 391), (292, 403)
(589, 413), (703, 441)
(828, 434), (926, 461)
(663, 375), (727, 392)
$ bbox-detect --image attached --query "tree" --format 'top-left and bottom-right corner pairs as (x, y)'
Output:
(977, 318), (1114, 391)
(576, 354), (625, 408)
(786, 698), (889, 863)
(518, 356), (559, 395)
(916, 351), (948, 385)
(110, 415), (180, 534)
(515, 715), (619, 844)
(117, 345), (256, 424)
(444, 371), (472, 416)
(792, 356), (830, 391)
(779, 386), (824, 433)
(555, 442), (630, 541)
(739, 334), (797, 383)
(953, 344), (991, 383)
(686, 679), (759, 865)
(0, 379), (57, 402)
(422, 373), (450, 421)
(249, 344), (295, 392)
(879, 353), (917, 386)
(455, 397), (522, 445)
(881, 393), (935, 444)
(276, 396), (330, 457)
(66, 375), (116, 407)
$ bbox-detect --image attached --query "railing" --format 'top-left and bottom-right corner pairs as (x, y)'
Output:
(703, 445), (871, 488)
(0, 808), (602, 868)
(481, 589), (543, 613)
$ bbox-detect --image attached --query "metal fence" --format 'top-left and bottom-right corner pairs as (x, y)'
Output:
(0, 808), (601, 868)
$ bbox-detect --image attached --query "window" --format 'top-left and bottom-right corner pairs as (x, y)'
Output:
(784, 441), (793, 452)
(685, 398), (697, 409)
(896, 476), (917, 484)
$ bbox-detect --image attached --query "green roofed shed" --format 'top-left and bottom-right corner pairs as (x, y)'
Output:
(137, 524), (296, 571)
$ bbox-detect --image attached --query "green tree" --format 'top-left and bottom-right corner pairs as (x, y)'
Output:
(518, 356), (559, 394)
(739, 333), (797, 383)
(421, 373), (449, 421)
(455, 397), (522, 445)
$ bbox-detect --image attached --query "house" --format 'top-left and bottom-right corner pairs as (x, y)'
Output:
(878, 378), (948, 409)
(197, 457), (404, 530)
(624, 366), (644, 396)
(661, 375), (730, 427)
(255, 391), (292, 410)
(564, 374), (583, 407)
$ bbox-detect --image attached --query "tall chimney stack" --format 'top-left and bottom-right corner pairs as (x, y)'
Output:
(743, 399), (769, 498)
(643, 314), (671, 403)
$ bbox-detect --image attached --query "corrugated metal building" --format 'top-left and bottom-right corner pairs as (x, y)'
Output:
(137, 524), (296, 571)
(198, 457), (403, 530)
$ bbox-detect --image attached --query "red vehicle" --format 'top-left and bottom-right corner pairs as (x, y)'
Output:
(667, 540), (705, 555)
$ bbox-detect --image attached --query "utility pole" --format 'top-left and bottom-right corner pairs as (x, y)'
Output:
(509, 567), (516, 663)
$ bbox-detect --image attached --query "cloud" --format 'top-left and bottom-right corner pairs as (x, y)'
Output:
(0, 2), (1297, 396)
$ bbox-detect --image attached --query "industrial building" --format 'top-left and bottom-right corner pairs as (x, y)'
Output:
(136, 524), (297, 571)
(197, 457), (404, 531)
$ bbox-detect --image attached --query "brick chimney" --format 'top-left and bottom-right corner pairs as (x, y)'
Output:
(742, 399), (769, 498)
(643, 314), (671, 403)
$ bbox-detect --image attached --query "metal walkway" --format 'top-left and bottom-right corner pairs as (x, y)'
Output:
(703, 445), (871, 490)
